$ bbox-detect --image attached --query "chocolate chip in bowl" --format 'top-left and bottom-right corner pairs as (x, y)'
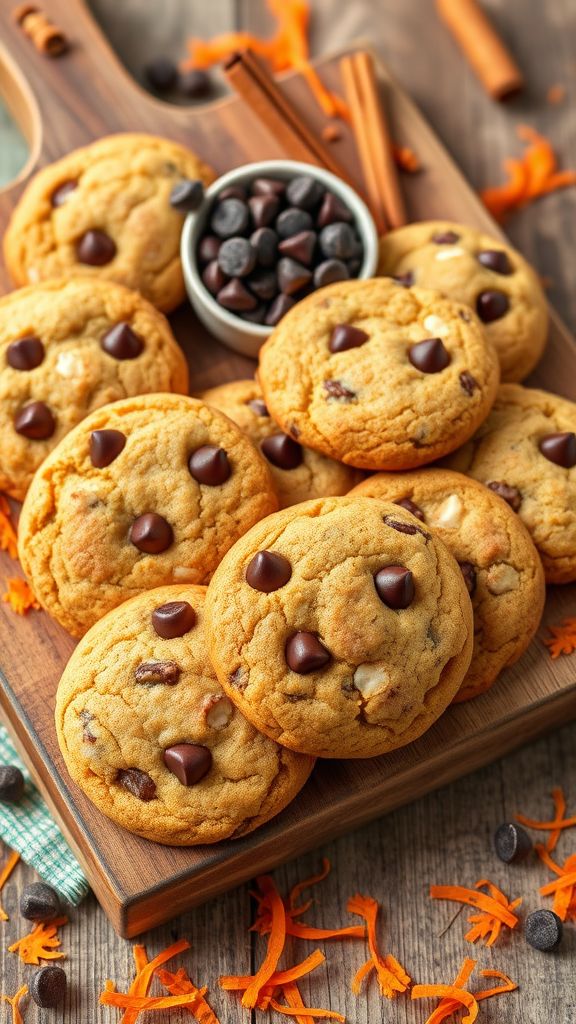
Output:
(181, 160), (378, 357)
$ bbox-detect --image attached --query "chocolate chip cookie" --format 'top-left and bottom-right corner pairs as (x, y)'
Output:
(3, 133), (215, 312)
(377, 221), (548, 382)
(257, 278), (499, 471)
(199, 379), (363, 507)
(0, 277), (189, 500)
(350, 468), (546, 701)
(56, 585), (313, 845)
(443, 384), (576, 583)
(204, 496), (473, 758)
(18, 394), (278, 636)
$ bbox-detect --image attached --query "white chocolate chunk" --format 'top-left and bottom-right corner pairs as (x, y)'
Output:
(486, 563), (520, 595)
(56, 351), (86, 378)
(353, 662), (391, 698)
(423, 314), (450, 336)
(205, 696), (234, 729)
(429, 494), (463, 529)
(172, 566), (197, 580)
(435, 247), (465, 261)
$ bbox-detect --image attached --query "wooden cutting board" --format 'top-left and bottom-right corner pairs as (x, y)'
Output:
(0, 0), (574, 938)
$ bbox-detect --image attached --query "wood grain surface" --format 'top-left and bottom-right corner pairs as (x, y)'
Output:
(0, 0), (575, 1019)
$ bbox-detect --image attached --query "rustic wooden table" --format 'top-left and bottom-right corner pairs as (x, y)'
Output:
(0, 1), (575, 1020)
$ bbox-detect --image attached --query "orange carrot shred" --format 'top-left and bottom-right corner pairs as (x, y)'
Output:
(516, 786), (576, 847)
(2, 578), (40, 616)
(412, 984), (479, 1024)
(281, 980), (314, 1024)
(242, 875), (287, 1009)
(8, 916), (68, 965)
(476, 969), (518, 1000)
(544, 619), (576, 659)
(289, 857), (331, 912)
(0, 849), (20, 922)
(100, 990), (210, 1012)
(156, 967), (221, 1023)
(347, 894), (410, 998)
(429, 883), (520, 931)
(251, 860), (365, 941)
(117, 939), (191, 1024)
(1, 984), (28, 1024)
(220, 949), (326, 991)
(269, 999), (345, 1021)
(0, 497), (18, 560)
(415, 960), (517, 1024)
(481, 126), (576, 220)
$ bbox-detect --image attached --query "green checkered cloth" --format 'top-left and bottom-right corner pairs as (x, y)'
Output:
(0, 724), (89, 905)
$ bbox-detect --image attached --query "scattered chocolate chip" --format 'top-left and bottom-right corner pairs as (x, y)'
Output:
(14, 401), (55, 440)
(144, 56), (177, 91)
(250, 226), (278, 268)
(89, 429), (126, 468)
(329, 323), (369, 353)
(248, 398), (269, 416)
(163, 743), (212, 785)
(494, 822), (533, 863)
(248, 268), (277, 301)
(211, 198), (249, 239)
(314, 259), (349, 288)
(476, 290), (509, 323)
(30, 966), (67, 1008)
(278, 230), (316, 266)
(152, 601), (197, 639)
(202, 260), (228, 295)
(432, 230), (460, 244)
(477, 249), (513, 275)
(323, 379), (356, 399)
(135, 660), (181, 686)
(101, 322), (143, 360)
(51, 179), (77, 207)
(319, 222), (358, 260)
(246, 550), (292, 592)
(394, 497), (425, 521)
(218, 237), (256, 277)
(198, 235), (221, 263)
(459, 561), (477, 596)
(129, 513), (173, 554)
(286, 175), (324, 210)
(217, 278), (257, 311)
(525, 909), (563, 952)
(251, 177), (286, 198)
(286, 632), (332, 674)
(117, 767), (156, 801)
(276, 207), (313, 239)
(317, 191), (353, 228)
(0, 765), (25, 803)
(408, 337), (451, 373)
(218, 185), (247, 202)
(539, 431), (576, 468)
(393, 271), (414, 287)
(459, 370), (478, 395)
(374, 565), (415, 609)
(178, 68), (211, 98)
(20, 882), (61, 922)
(7, 335), (45, 371)
(248, 194), (280, 228)
(277, 257), (312, 295)
(241, 305), (268, 324)
(383, 515), (429, 539)
(189, 445), (231, 484)
(261, 434), (303, 469)
(486, 480), (523, 511)
(265, 294), (295, 326)
(76, 229), (116, 266)
(169, 179), (204, 213)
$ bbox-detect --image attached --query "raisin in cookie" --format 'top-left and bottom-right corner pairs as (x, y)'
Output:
(377, 221), (548, 382)
(258, 278), (499, 471)
(0, 277), (188, 501)
(3, 134), (214, 312)
(200, 379), (363, 508)
(56, 585), (313, 845)
(204, 496), (473, 758)
(350, 469), (545, 701)
(443, 384), (576, 583)
(18, 394), (278, 636)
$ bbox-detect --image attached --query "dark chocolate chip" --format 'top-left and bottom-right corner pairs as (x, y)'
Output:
(323, 379), (356, 399)
(51, 179), (77, 207)
(314, 259), (349, 288)
(117, 767), (157, 801)
(248, 398), (269, 416)
(80, 709), (96, 744)
(383, 514), (429, 539)
(408, 337), (451, 373)
(278, 230), (317, 266)
(459, 560), (477, 596)
(218, 185), (247, 202)
(169, 179), (204, 213)
(7, 335), (45, 371)
(317, 191), (353, 228)
(539, 431), (576, 468)
(329, 323), (369, 353)
(459, 370), (478, 395)
(286, 175), (324, 210)
(393, 271), (414, 287)
(129, 513), (173, 554)
(89, 429), (126, 468)
(486, 481), (523, 511)
(247, 268), (277, 301)
(476, 290), (509, 323)
(211, 198), (249, 239)
(494, 822), (533, 863)
(218, 237), (256, 277)
(76, 229), (116, 266)
(144, 56), (177, 91)
(319, 222), (358, 260)
(246, 550), (292, 592)
(286, 632), (332, 674)
(394, 497), (425, 521)
(265, 294), (295, 326)
(202, 260), (228, 295)
(277, 257), (312, 295)
(240, 304), (268, 324)
(152, 601), (197, 639)
(0, 765), (25, 803)
(432, 230), (460, 244)
(198, 235), (221, 263)
(374, 565), (415, 609)
(163, 743), (212, 786)
(189, 445), (231, 484)
(30, 966), (67, 1008)
(250, 226), (278, 268)
(135, 660), (181, 685)
(261, 434), (303, 469)
(248, 194), (280, 228)
(101, 322), (143, 360)
(20, 882), (61, 922)
(217, 278), (257, 311)
(251, 177), (286, 198)
(276, 207), (313, 239)
(525, 909), (563, 952)
(178, 68), (211, 98)
(477, 249), (513, 275)
(14, 401), (55, 440)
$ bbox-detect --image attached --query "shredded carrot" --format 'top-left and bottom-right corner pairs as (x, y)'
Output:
(156, 968), (221, 1023)
(281, 980), (314, 1024)
(412, 984), (479, 1024)
(429, 883), (520, 932)
(544, 618), (576, 659)
(289, 858), (331, 913)
(269, 999), (345, 1020)
(220, 949), (326, 991)
(393, 144), (421, 173)
(481, 126), (576, 220)
(242, 875), (287, 1009)
(8, 916), (67, 965)
(112, 939), (191, 1024)
(0, 496), (18, 560)
(547, 83), (566, 105)
(347, 894), (410, 998)
(2, 578), (40, 616)
(476, 969), (519, 1000)
(516, 786), (576, 847)
(1, 985), (28, 1024)
(251, 859), (365, 940)
(415, 961), (517, 1024)
(100, 989), (212, 1012)
(461, 880), (522, 947)
(0, 850), (20, 922)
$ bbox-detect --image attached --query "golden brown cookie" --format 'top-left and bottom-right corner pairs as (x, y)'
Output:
(258, 278), (499, 471)
(18, 394), (278, 636)
(377, 221), (548, 382)
(205, 496), (473, 758)
(3, 133), (215, 312)
(350, 469), (546, 701)
(443, 384), (576, 583)
(200, 379), (363, 508)
(0, 277), (188, 501)
(55, 585), (313, 845)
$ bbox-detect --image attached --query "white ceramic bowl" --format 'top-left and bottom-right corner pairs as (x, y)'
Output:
(181, 159), (379, 359)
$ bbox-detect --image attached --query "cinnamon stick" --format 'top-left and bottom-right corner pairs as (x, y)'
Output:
(436, 0), (524, 101)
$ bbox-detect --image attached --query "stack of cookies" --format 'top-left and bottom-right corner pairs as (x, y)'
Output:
(2, 135), (574, 847)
